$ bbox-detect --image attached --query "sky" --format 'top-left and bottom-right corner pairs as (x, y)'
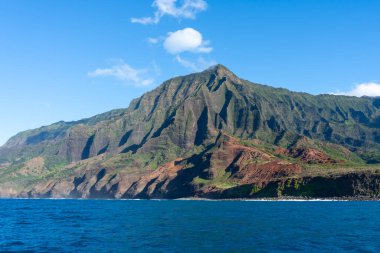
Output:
(1, 0), (380, 145)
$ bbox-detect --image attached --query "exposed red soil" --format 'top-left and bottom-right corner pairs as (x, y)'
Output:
(126, 134), (303, 197)
(275, 147), (336, 164)
(233, 161), (302, 186)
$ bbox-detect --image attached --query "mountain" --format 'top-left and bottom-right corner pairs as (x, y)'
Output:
(1, 64), (380, 199)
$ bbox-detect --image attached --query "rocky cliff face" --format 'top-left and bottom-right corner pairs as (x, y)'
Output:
(1, 64), (380, 199)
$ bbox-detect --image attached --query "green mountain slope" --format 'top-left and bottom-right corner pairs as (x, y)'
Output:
(1, 65), (380, 199)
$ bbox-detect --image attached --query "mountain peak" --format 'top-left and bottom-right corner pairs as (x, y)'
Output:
(207, 64), (229, 71)
(204, 64), (237, 79)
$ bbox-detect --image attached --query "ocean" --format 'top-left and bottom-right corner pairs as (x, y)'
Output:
(0, 199), (379, 252)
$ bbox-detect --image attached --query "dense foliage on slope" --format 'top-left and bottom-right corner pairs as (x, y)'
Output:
(1, 65), (380, 198)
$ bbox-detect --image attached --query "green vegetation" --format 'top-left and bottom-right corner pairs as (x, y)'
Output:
(0, 64), (380, 198)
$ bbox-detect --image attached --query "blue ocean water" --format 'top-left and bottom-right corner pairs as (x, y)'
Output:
(0, 200), (380, 252)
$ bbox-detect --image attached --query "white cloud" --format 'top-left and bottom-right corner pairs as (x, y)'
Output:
(148, 37), (160, 44)
(88, 61), (154, 87)
(151, 61), (161, 75)
(333, 82), (380, 97)
(175, 55), (216, 71)
(131, 16), (158, 25)
(175, 55), (196, 69)
(163, 28), (212, 54)
(131, 0), (207, 24)
(162, 28), (214, 70)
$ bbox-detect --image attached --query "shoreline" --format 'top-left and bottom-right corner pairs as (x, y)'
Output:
(0, 196), (379, 201)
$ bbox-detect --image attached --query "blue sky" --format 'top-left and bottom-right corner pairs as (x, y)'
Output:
(1, 0), (380, 145)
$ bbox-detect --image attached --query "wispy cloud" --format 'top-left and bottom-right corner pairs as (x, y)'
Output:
(131, 0), (207, 25)
(164, 27), (212, 54)
(88, 60), (155, 87)
(332, 82), (380, 97)
(175, 55), (216, 71)
(147, 37), (160, 44)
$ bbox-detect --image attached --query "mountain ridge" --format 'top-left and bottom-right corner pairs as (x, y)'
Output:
(1, 64), (380, 199)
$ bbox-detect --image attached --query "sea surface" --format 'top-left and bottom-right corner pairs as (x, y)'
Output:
(1, 199), (380, 252)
